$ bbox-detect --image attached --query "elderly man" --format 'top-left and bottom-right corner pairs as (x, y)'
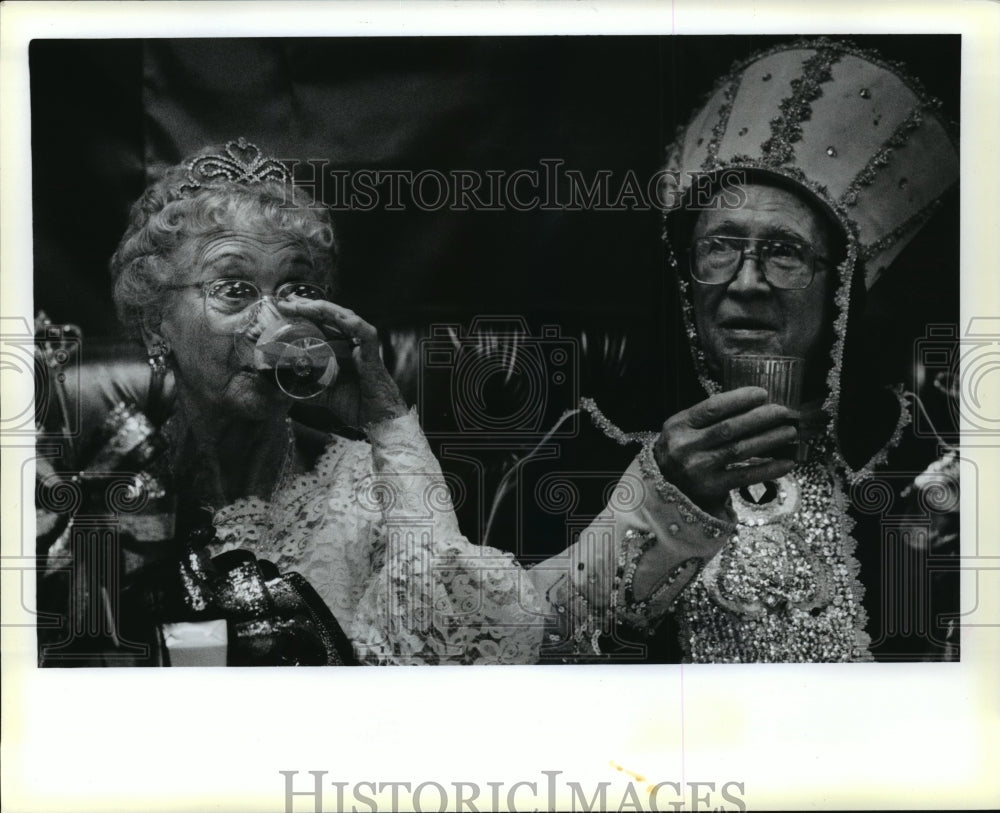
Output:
(530, 39), (960, 663)
(654, 180), (837, 519)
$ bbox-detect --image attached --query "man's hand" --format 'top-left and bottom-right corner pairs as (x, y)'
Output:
(654, 387), (798, 517)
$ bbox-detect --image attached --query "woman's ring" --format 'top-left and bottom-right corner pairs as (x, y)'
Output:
(350, 336), (362, 347)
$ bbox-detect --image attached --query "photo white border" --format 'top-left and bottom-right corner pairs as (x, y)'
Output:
(3, 2), (998, 811)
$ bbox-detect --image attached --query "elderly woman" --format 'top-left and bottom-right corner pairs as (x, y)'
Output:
(37, 138), (674, 666)
(90, 139), (531, 664)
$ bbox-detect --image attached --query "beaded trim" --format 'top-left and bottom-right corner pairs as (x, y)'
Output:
(663, 122), (686, 176)
(678, 156), (867, 250)
(820, 243), (857, 445)
(546, 529), (709, 651)
(760, 45), (842, 166)
(614, 528), (703, 632)
(578, 395), (736, 538)
(649, 559), (702, 610)
(832, 385), (912, 486)
(703, 77), (742, 170)
(860, 197), (944, 264)
(637, 440), (735, 540)
(840, 107), (925, 207)
(833, 483), (871, 661)
(578, 396), (657, 447)
(674, 272), (720, 396)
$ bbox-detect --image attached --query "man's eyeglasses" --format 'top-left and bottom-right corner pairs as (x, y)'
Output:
(689, 235), (830, 290)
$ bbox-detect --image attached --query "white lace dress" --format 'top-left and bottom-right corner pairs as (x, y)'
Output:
(205, 410), (730, 664)
(207, 411), (545, 664)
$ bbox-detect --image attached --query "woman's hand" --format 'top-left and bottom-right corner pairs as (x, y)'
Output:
(654, 387), (798, 518)
(278, 298), (408, 427)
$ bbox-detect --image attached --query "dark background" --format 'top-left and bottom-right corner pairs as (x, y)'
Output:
(30, 35), (960, 396)
(29, 36), (963, 660)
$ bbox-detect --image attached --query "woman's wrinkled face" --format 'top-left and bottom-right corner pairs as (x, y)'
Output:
(155, 227), (327, 420)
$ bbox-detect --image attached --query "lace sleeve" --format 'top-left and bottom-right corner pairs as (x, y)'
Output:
(349, 409), (544, 664)
(529, 442), (736, 655)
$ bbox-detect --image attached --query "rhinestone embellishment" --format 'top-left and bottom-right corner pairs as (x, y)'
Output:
(674, 462), (872, 663)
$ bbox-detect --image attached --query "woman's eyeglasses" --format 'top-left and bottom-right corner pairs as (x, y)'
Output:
(166, 278), (329, 331)
(689, 235), (830, 290)
(201, 279), (327, 317)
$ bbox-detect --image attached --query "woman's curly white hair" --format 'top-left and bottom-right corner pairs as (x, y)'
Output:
(110, 144), (338, 339)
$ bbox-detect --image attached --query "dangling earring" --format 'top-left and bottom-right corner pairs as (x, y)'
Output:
(146, 341), (171, 424)
(147, 341), (171, 373)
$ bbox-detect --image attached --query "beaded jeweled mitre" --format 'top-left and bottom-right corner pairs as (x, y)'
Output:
(661, 38), (959, 290)
(176, 137), (291, 195)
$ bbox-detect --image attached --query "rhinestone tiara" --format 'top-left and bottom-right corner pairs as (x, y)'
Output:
(175, 137), (291, 195)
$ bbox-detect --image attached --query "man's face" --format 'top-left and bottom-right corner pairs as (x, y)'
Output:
(690, 183), (835, 381)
